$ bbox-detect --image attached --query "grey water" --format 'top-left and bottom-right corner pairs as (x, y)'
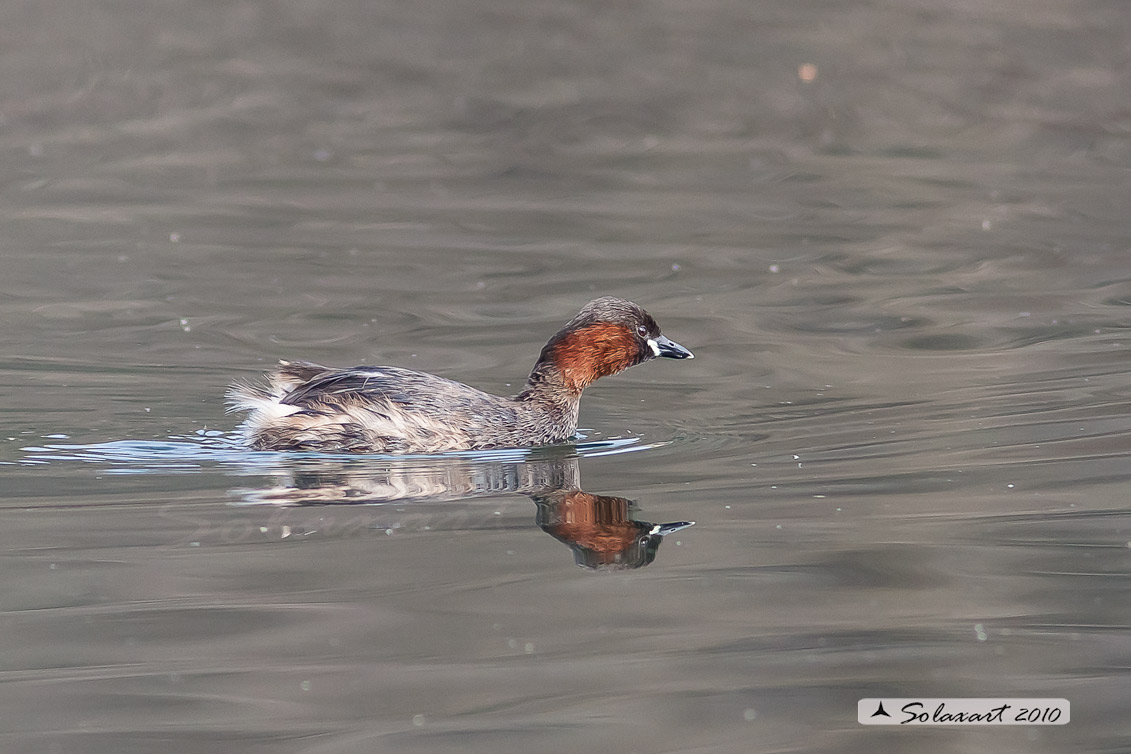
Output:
(2, 0), (1130, 752)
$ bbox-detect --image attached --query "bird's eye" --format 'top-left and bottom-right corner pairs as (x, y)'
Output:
(636, 325), (649, 337)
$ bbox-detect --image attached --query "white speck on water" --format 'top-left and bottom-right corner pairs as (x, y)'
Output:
(180, 318), (191, 332)
(169, 232), (180, 243)
(814, 495), (825, 499)
(974, 624), (988, 641)
(493, 510), (502, 516)
(384, 528), (394, 536)
(507, 638), (518, 649)
(412, 714), (426, 727)
(144, 408), (150, 412)
(524, 642), (535, 654)
(280, 526), (291, 539)
(743, 708), (757, 721)
(300, 681), (311, 691)
(769, 264), (780, 273)
(259, 527), (268, 534)
(1007, 484), (1014, 489)
(775, 524), (782, 529)
(671, 263), (681, 271)
(43, 434), (68, 439)
(724, 505), (731, 509)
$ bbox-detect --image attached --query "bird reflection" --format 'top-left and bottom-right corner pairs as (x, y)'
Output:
(238, 450), (693, 569)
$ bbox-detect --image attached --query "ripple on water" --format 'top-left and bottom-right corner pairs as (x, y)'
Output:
(18, 431), (672, 476)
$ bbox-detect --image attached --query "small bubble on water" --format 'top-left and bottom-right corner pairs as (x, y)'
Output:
(412, 714), (426, 727)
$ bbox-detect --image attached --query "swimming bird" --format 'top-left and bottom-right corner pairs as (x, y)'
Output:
(227, 297), (692, 453)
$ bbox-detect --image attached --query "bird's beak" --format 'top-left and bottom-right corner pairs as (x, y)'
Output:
(649, 334), (694, 360)
(649, 521), (696, 536)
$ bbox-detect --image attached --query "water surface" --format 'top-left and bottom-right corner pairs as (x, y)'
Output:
(2, 1), (1130, 752)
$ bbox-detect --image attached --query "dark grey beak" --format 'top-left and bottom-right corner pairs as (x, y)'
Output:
(650, 334), (694, 360)
(649, 521), (696, 536)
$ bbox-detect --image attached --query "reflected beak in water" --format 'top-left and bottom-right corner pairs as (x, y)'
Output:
(649, 335), (694, 360)
(649, 521), (696, 536)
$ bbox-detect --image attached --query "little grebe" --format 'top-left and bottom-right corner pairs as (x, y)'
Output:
(227, 297), (692, 453)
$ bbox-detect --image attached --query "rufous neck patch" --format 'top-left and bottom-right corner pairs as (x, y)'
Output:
(551, 322), (638, 393)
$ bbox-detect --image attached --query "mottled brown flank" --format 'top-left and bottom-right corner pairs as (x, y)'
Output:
(550, 322), (641, 394)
